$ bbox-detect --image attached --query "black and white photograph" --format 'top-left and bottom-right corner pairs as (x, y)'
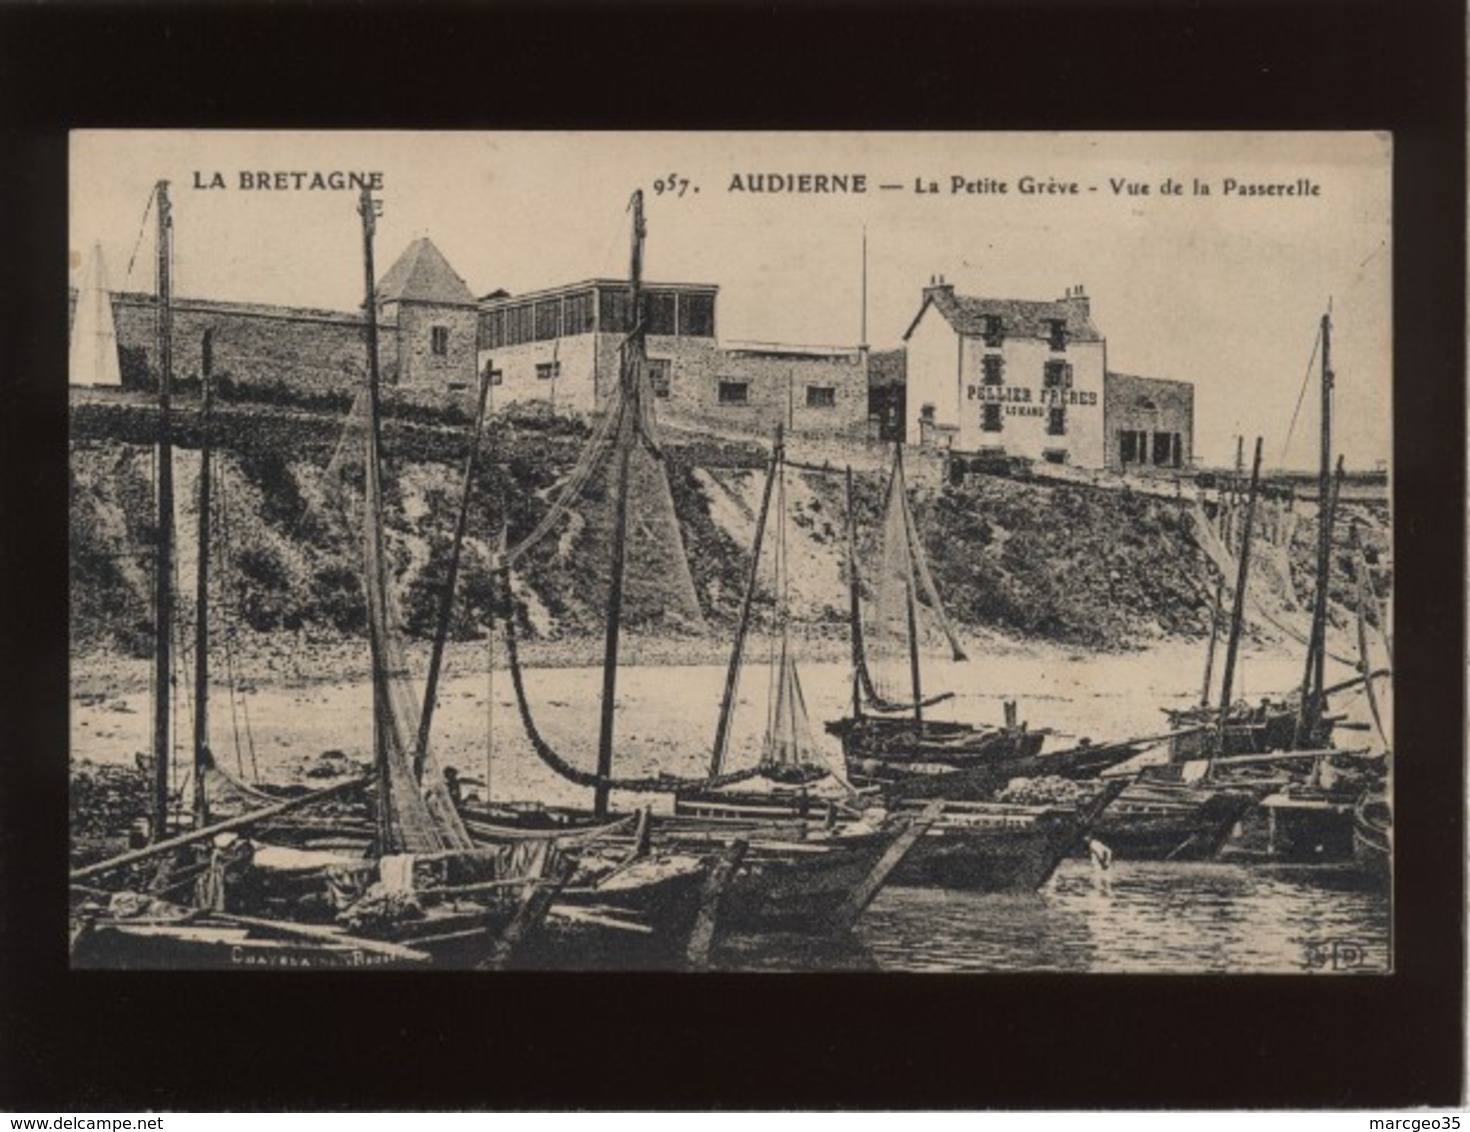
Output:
(64, 130), (1398, 976)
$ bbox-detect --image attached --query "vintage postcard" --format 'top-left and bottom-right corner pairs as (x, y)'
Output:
(67, 130), (1392, 973)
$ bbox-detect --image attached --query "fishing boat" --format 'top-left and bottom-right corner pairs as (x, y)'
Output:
(71, 186), (640, 970)
(462, 195), (933, 952)
(1169, 314), (1387, 863)
(668, 426), (936, 934)
(826, 448), (1048, 770)
(884, 777), (1128, 892)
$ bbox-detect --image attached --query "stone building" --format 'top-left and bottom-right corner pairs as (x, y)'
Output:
(477, 279), (869, 437)
(67, 235), (478, 396)
(1103, 371), (1194, 471)
(899, 277), (1193, 471)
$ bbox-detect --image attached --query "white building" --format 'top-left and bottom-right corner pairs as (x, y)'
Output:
(902, 278), (1107, 467)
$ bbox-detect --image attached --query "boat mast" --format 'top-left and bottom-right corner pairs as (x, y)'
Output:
(1296, 311), (1335, 745)
(1214, 436), (1262, 760)
(593, 190), (646, 819)
(710, 424), (782, 777)
(358, 185), (393, 853)
(414, 365), (495, 778)
(192, 328), (214, 829)
(151, 180), (174, 842)
(845, 466), (863, 722)
(895, 445), (924, 724)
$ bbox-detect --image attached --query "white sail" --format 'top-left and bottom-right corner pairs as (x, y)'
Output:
(69, 242), (122, 387)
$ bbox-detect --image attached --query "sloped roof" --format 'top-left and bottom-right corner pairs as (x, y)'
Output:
(377, 237), (475, 307)
(905, 287), (1102, 343)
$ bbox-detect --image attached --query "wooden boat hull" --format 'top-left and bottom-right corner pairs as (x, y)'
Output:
(887, 781), (1125, 892)
(518, 856), (712, 970)
(826, 716), (1046, 768)
(708, 829), (897, 935)
(1091, 781), (1258, 861)
(853, 740), (1146, 803)
(1226, 787), (1358, 862)
(1351, 792), (1392, 878)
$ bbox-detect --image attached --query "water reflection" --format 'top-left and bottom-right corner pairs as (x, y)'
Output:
(858, 860), (1390, 975)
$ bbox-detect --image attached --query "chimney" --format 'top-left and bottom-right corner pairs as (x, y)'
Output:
(923, 272), (956, 303)
(1062, 282), (1089, 318)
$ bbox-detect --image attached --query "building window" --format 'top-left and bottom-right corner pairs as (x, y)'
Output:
(718, 380), (749, 406)
(806, 385), (836, 408)
(647, 358), (671, 398)
(536, 361), (561, 381)
(1043, 361), (1073, 389)
(534, 300), (562, 341)
(983, 315), (1005, 348)
(1048, 319), (1068, 351)
(1153, 431), (1179, 467)
(1120, 429), (1149, 464)
(431, 326), (450, 356)
(679, 292), (716, 338)
(564, 291), (595, 334)
(505, 304), (535, 347)
(646, 292), (677, 336)
(981, 403), (1003, 432)
(1043, 449), (1068, 465)
(982, 355), (1004, 385)
(599, 288), (634, 334)
(1048, 406), (1067, 436)
(480, 309), (506, 350)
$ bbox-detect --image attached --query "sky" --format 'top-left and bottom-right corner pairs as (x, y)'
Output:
(70, 131), (1391, 471)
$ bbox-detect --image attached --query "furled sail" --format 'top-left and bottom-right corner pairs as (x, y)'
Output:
(70, 241), (122, 387)
(854, 447), (965, 713)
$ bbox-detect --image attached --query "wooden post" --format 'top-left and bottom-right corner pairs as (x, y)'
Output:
(192, 327), (213, 830)
(481, 856), (575, 970)
(830, 801), (944, 932)
(685, 839), (749, 970)
(152, 180), (175, 842)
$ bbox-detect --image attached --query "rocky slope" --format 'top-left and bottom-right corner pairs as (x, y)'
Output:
(69, 393), (1391, 664)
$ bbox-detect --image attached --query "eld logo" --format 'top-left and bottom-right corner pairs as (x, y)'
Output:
(1302, 938), (1369, 971)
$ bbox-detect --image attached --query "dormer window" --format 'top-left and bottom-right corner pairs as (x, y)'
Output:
(1048, 319), (1067, 351)
(983, 315), (1005, 348)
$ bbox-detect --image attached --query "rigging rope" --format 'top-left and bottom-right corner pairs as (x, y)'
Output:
(1278, 322), (1323, 470)
(497, 567), (760, 794)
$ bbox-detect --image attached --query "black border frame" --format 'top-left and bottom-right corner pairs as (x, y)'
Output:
(1, 0), (1463, 1110)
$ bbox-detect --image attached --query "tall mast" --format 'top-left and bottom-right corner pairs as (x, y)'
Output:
(710, 424), (782, 777)
(1297, 455), (1345, 745)
(895, 445), (924, 724)
(845, 466), (863, 721)
(860, 228), (868, 350)
(151, 181), (174, 842)
(1296, 311), (1336, 746)
(192, 328), (213, 829)
(1214, 436), (1262, 761)
(415, 365), (494, 778)
(593, 190), (646, 819)
(358, 185), (392, 853)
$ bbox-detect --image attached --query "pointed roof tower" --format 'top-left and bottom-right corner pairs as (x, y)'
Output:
(376, 237), (476, 307)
